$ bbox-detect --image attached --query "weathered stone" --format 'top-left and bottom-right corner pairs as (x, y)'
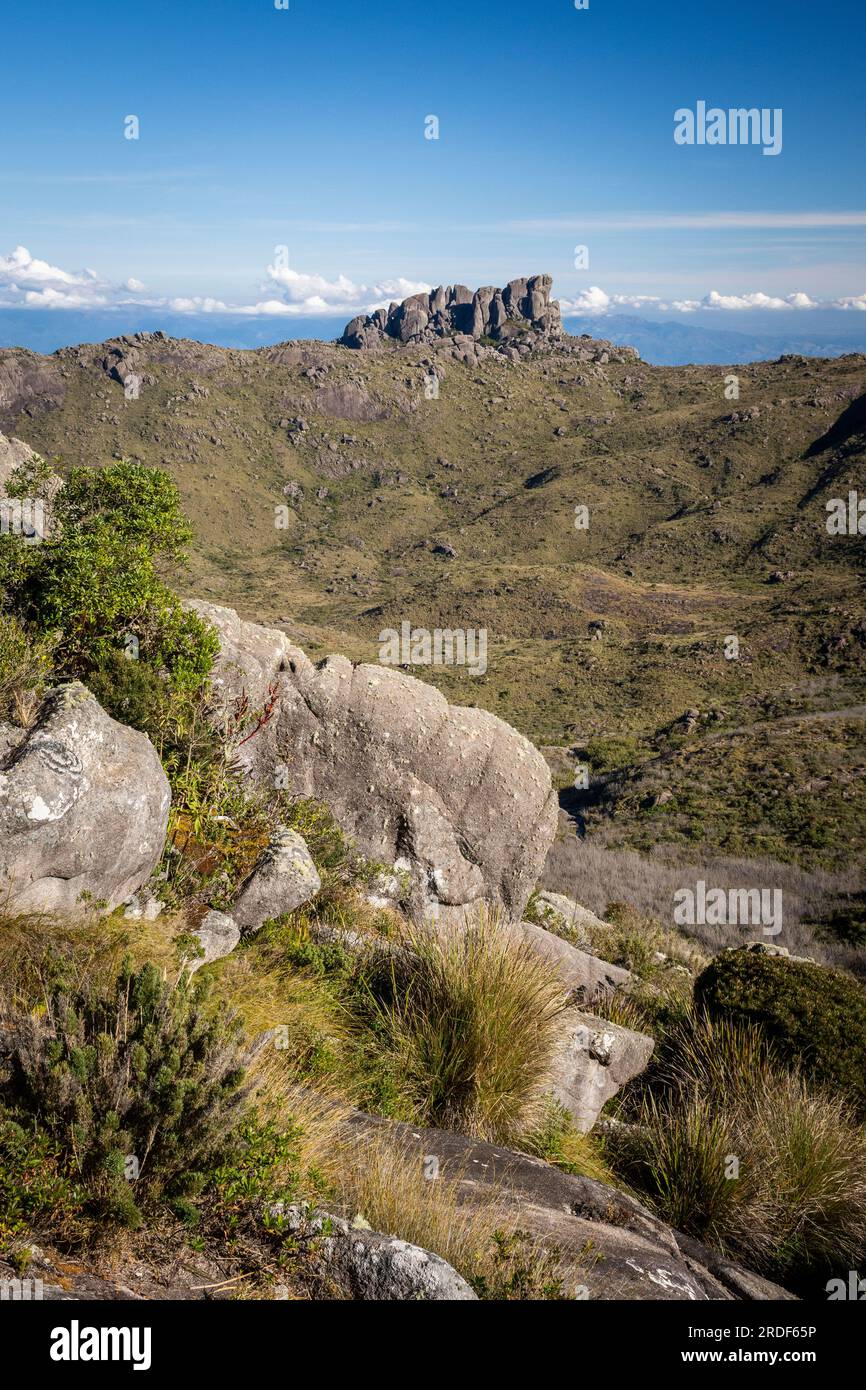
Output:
(0, 683), (170, 915)
(273, 1205), (477, 1300)
(232, 827), (321, 931)
(548, 1007), (655, 1132)
(510, 919), (634, 1003)
(187, 601), (558, 924)
(533, 889), (615, 949)
(192, 909), (241, 969)
(339, 274), (563, 351)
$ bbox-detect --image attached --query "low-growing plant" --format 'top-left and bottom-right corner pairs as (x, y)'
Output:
(351, 914), (568, 1143)
(694, 948), (866, 1115)
(0, 956), (250, 1227)
(0, 1116), (84, 1254)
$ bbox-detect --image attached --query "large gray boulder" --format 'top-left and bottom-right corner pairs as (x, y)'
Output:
(344, 1112), (797, 1301)
(0, 683), (170, 915)
(273, 1205), (477, 1301)
(188, 601), (558, 924)
(232, 827), (321, 932)
(549, 1008), (655, 1133)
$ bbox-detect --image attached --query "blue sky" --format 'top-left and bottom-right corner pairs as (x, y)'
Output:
(1, 0), (865, 337)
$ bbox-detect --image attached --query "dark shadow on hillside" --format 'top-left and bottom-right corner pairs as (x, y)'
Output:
(805, 392), (866, 457)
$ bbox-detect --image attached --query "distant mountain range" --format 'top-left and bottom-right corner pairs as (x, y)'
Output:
(1, 306), (865, 367)
(563, 314), (866, 366)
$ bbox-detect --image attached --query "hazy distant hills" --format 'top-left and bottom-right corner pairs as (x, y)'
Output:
(3, 305), (866, 366)
(563, 313), (866, 366)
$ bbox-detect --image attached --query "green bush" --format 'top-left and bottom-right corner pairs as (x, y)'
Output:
(1, 458), (217, 703)
(694, 949), (866, 1115)
(0, 958), (250, 1227)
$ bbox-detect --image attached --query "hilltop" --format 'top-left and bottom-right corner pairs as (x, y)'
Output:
(1, 280), (864, 934)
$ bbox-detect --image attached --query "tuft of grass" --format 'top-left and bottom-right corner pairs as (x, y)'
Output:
(352, 912), (568, 1144)
(608, 1010), (866, 1290)
(522, 1098), (616, 1183)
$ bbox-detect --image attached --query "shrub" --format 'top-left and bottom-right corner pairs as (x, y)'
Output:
(2, 459), (217, 700)
(0, 957), (250, 1226)
(0, 1116), (83, 1254)
(355, 915), (568, 1144)
(0, 612), (56, 723)
(608, 1011), (866, 1290)
(694, 948), (866, 1114)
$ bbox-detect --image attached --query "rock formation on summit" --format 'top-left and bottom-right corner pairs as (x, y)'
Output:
(340, 274), (563, 350)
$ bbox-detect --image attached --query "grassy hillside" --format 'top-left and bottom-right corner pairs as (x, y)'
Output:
(2, 331), (864, 896)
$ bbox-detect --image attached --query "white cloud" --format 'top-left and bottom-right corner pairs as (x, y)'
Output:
(0, 244), (101, 289)
(0, 246), (861, 325)
(262, 264), (430, 316)
(23, 286), (109, 308)
(701, 289), (818, 311)
(832, 293), (866, 311)
(0, 246), (432, 318)
(559, 286), (611, 314)
(564, 286), (824, 316)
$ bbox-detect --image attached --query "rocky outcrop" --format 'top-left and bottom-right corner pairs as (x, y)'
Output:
(188, 601), (558, 924)
(340, 274), (562, 350)
(273, 1205), (477, 1300)
(0, 683), (170, 916)
(0, 351), (66, 425)
(549, 1008), (654, 1132)
(232, 828), (321, 931)
(344, 1111), (798, 1301)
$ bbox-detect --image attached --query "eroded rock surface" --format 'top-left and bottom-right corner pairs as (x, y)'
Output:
(0, 683), (170, 915)
(188, 601), (558, 924)
(344, 1112), (798, 1302)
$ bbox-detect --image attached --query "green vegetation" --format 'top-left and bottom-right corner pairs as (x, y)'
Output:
(0, 458), (217, 713)
(608, 1011), (866, 1291)
(0, 955), (249, 1228)
(695, 949), (866, 1115)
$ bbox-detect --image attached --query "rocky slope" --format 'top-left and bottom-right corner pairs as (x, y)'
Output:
(0, 287), (863, 925)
